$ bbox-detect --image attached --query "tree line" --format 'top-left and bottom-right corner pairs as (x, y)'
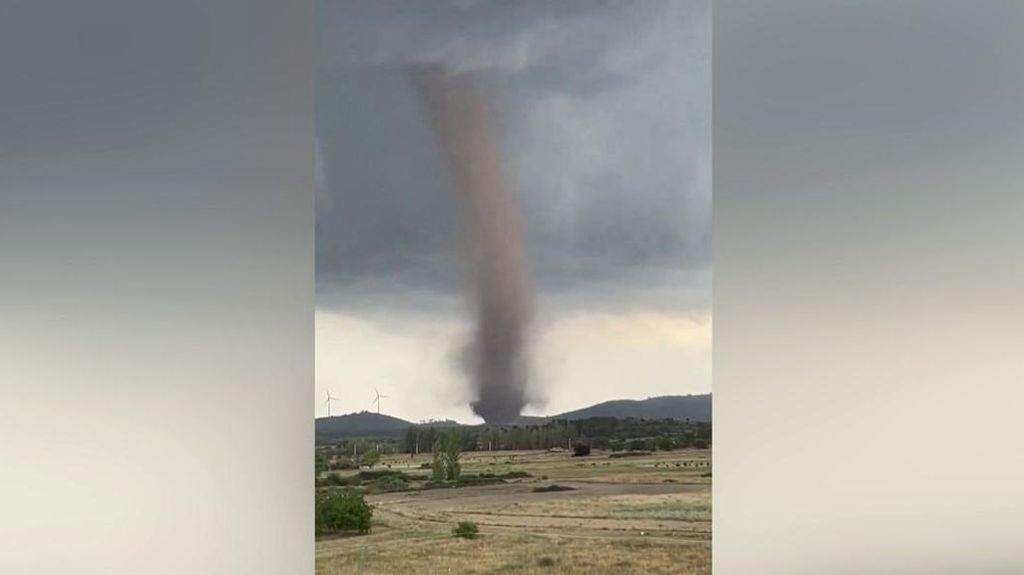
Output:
(402, 417), (711, 453)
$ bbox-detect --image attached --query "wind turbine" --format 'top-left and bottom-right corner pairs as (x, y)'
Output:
(324, 390), (338, 418)
(371, 388), (389, 414)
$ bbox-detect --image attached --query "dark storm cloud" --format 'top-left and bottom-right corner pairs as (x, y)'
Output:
(316, 0), (710, 313)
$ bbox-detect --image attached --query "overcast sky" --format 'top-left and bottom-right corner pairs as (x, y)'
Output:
(316, 0), (710, 422)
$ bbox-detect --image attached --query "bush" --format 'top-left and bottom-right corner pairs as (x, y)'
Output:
(373, 476), (410, 492)
(452, 521), (479, 539)
(572, 443), (591, 457)
(532, 484), (576, 493)
(316, 491), (372, 536)
(452, 475), (505, 487)
(693, 438), (709, 449)
(627, 439), (653, 451)
(537, 557), (556, 567)
(322, 473), (358, 487)
(356, 469), (425, 482)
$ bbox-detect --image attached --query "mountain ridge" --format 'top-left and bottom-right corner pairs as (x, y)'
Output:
(315, 394), (711, 440)
(554, 394), (711, 422)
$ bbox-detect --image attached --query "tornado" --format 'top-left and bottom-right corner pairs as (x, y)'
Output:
(410, 66), (532, 425)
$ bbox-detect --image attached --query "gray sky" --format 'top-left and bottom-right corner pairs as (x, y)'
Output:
(316, 0), (710, 422)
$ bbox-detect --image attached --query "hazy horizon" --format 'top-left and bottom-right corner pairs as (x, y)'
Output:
(314, 391), (713, 424)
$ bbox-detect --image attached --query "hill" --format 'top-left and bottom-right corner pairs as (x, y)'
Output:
(315, 411), (412, 440)
(553, 394), (711, 422)
(315, 395), (711, 440)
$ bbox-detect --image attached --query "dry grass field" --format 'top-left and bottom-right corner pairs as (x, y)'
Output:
(316, 448), (711, 574)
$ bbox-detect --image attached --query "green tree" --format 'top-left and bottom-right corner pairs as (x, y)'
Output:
(360, 449), (381, 468)
(403, 426), (417, 453)
(432, 429), (463, 481)
(316, 491), (372, 536)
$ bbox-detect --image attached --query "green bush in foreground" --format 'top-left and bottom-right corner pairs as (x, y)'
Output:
(452, 521), (479, 539)
(316, 491), (372, 536)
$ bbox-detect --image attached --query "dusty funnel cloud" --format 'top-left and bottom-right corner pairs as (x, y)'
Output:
(410, 66), (533, 425)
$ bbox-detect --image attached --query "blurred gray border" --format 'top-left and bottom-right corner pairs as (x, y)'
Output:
(715, 2), (1024, 573)
(0, 2), (314, 573)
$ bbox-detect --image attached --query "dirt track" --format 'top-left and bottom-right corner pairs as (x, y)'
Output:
(366, 480), (710, 543)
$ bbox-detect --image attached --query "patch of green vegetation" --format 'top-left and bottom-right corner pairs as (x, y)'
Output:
(355, 469), (427, 482)
(477, 470), (532, 479)
(452, 521), (479, 539)
(370, 475), (410, 492)
(315, 490), (372, 536)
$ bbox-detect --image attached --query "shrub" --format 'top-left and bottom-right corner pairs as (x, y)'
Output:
(453, 475), (504, 487)
(356, 469), (425, 482)
(373, 476), (410, 492)
(627, 439), (652, 451)
(693, 438), (709, 449)
(322, 473), (358, 487)
(537, 557), (556, 567)
(572, 443), (592, 457)
(452, 521), (479, 539)
(315, 491), (372, 536)
(532, 484), (576, 493)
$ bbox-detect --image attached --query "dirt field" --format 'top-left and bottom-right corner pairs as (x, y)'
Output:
(316, 449), (711, 574)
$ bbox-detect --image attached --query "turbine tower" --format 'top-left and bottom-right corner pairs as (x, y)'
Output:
(371, 388), (389, 414)
(324, 390), (338, 418)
